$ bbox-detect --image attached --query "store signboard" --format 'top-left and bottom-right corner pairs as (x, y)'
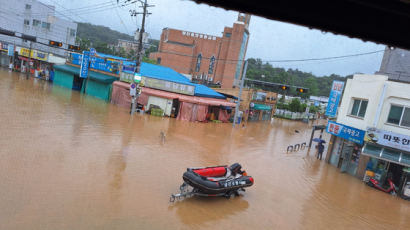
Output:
(365, 127), (410, 152)
(326, 121), (365, 144)
(141, 77), (195, 96)
(7, 45), (14, 56)
(1, 42), (8, 51)
(19, 48), (30, 57)
(325, 81), (344, 117)
(80, 51), (90, 78)
(120, 71), (133, 83)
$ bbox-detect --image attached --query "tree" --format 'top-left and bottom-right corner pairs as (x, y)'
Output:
(288, 98), (301, 112)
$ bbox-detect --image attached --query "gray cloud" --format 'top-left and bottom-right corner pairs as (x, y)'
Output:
(43, 0), (384, 76)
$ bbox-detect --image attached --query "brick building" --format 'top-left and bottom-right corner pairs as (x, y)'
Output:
(150, 13), (250, 88)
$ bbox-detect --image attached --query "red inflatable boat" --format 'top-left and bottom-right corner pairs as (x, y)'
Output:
(170, 163), (254, 202)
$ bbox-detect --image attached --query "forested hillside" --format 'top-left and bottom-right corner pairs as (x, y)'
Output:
(245, 58), (352, 97)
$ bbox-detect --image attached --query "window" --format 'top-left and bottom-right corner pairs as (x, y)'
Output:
(24, 19), (30, 26)
(69, 28), (76, 37)
(25, 4), (31, 10)
(157, 58), (161, 64)
(195, 54), (202, 72)
(42, 22), (50, 30)
(33, 19), (41, 27)
(208, 56), (215, 74)
(350, 99), (368, 118)
(387, 105), (410, 127)
(252, 92), (267, 101)
(225, 32), (231, 37)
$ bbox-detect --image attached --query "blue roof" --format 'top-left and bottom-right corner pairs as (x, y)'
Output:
(194, 84), (225, 99)
(94, 52), (225, 99)
(96, 52), (128, 61)
(127, 62), (226, 99)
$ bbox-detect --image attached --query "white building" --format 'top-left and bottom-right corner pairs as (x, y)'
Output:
(326, 74), (410, 198)
(0, 0), (77, 57)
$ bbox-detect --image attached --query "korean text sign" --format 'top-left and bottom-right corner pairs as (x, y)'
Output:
(365, 127), (410, 152)
(80, 51), (90, 78)
(326, 121), (365, 145)
(325, 81), (344, 117)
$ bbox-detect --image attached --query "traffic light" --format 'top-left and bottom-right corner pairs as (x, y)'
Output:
(49, 40), (62, 47)
(279, 85), (289, 91)
(297, 87), (308, 93)
(68, 45), (80, 51)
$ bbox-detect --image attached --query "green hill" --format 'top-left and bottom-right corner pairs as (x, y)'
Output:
(245, 58), (352, 97)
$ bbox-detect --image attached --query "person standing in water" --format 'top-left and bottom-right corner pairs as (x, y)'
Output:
(317, 142), (325, 160)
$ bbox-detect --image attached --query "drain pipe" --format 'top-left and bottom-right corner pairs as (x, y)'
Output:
(373, 83), (387, 128)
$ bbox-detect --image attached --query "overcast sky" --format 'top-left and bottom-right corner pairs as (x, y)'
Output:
(41, 0), (386, 77)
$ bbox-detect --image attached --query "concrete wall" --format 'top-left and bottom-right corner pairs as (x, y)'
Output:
(337, 74), (410, 136)
(0, 0), (77, 57)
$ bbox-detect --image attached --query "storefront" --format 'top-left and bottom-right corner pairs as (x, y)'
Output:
(361, 127), (410, 199)
(325, 121), (367, 177)
(248, 103), (273, 121)
(53, 64), (117, 101)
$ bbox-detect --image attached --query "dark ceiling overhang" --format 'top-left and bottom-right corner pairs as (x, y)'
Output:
(193, 0), (410, 50)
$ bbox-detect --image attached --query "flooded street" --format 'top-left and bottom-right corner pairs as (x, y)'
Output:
(0, 68), (409, 230)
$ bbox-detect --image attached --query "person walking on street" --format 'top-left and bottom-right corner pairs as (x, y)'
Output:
(317, 142), (325, 160)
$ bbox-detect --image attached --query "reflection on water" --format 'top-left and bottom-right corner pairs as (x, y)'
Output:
(169, 197), (249, 228)
(0, 68), (409, 230)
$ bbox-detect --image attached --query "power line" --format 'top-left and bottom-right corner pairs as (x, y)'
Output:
(155, 49), (385, 64)
(111, 0), (131, 35)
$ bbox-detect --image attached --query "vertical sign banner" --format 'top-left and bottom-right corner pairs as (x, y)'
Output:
(325, 80), (345, 117)
(80, 51), (90, 78)
(7, 45), (14, 56)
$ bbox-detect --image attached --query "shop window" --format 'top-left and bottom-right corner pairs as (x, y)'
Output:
(382, 148), (401, 162)
(350, 98), (368, 118)
(24, 19), (30, 26)
(363, 143), (382, 157)
(33, 19), (41, 27)
(401, 153), (410, 166)
(387, 105), (410, 128)
(195, 54), (202, 72)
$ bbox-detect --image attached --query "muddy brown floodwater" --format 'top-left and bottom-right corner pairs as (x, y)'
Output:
(0, 68), (409, 230)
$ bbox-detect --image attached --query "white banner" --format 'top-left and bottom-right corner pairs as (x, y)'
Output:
(365, 127), (410, 152)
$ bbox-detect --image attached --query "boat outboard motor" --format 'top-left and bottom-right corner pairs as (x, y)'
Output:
(229, 163), (243, 176)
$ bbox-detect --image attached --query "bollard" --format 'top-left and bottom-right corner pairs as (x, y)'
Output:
(287, 145), (294, 152)
(294, 144), (300, 151)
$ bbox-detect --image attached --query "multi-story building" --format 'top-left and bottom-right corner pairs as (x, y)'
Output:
(325, 74), (410, 198)
(117, 39), (138, 52)
(0, 0), (77, 57)
(150, 13), (250, 88)
(377, 47), (410, 83)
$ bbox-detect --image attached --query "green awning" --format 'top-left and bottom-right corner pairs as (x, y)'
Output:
(252, 103), (272, 110)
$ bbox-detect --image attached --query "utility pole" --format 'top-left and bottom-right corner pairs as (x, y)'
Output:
(130, 0), (153, 115)
(27, 41), (32, 78)
(233, 60), (248, 127)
